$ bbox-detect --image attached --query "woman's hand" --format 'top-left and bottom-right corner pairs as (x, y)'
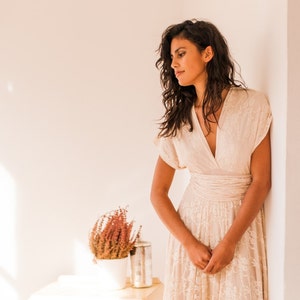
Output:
(184, 239), (212, 270)
(203, 239), (236, 274)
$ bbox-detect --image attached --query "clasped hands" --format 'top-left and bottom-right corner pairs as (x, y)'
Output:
(185, 238), (236, 275)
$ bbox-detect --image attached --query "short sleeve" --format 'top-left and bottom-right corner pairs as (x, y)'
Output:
(154, 136), (185, 169)
(252, 94), (272, 152)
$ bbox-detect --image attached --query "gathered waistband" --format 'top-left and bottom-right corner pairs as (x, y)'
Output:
(189, 173), (252, 202)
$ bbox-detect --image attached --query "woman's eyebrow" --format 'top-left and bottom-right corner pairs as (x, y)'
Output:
(171, 47), (186, 57)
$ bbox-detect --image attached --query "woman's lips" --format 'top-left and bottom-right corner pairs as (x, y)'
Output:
(175, 71), (184, 78)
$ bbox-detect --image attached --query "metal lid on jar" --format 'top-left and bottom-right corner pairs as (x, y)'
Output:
(134, 240), (151, 247)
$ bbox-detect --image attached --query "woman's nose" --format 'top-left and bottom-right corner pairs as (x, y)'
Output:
(171, 58), (178, 69)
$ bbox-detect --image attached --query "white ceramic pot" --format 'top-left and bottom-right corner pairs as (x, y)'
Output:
(96, 256), (128, 290)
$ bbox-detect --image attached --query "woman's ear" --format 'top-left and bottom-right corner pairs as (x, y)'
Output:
(203, 46), (214, 62)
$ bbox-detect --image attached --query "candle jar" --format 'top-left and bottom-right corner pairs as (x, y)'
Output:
(130, 240), (153, 288)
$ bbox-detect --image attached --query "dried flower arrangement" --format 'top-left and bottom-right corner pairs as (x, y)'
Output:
(89, 207), (141, 260)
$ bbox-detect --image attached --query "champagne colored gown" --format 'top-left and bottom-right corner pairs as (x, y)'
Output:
(155, 88), (272, 300)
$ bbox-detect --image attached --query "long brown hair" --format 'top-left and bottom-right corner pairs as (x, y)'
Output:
(156, 19), (245, 137)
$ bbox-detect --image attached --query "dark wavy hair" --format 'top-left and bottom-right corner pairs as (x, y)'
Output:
(156, 19), (245, 137)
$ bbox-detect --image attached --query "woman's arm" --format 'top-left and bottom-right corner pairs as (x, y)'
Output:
(204, 130), (271, 274)
(151, 156), (212, 269)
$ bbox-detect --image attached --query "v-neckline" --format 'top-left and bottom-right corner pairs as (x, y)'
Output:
(192, 88), (231, 160)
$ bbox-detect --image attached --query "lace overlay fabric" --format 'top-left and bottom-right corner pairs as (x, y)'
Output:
(155, 88), (272, 300)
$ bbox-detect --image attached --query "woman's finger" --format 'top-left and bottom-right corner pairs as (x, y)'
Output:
(203, 260), (214, 273)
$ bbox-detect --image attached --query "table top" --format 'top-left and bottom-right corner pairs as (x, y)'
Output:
(29, 276), (164, 300)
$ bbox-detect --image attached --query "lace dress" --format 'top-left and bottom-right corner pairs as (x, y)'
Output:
(155, 88), (272, 300)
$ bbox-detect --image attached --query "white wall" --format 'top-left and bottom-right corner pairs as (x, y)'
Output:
(0, 1), (182, 299)
(0, 1), (297, 300)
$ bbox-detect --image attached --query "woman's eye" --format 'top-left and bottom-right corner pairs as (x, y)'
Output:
(178, 52), (185, 57)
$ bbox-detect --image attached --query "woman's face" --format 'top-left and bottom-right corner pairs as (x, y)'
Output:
(170, 37), (211, 87)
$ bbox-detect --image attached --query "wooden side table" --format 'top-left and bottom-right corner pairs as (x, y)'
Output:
(29, 276), (164, 300)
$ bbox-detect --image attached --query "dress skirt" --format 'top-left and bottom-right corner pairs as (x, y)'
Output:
(163, 174), (268, 300)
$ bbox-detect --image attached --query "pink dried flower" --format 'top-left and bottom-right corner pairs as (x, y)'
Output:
(89, 207), (141, 260)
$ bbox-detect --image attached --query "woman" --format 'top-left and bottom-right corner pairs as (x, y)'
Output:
(150, 19), (272, 299)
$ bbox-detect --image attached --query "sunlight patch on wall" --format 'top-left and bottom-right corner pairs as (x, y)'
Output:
(73, 239), (96, 276)
(0, 165), (18, 299)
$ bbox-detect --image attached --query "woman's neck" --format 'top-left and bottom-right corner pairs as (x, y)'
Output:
(194, 79), (207, 107)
